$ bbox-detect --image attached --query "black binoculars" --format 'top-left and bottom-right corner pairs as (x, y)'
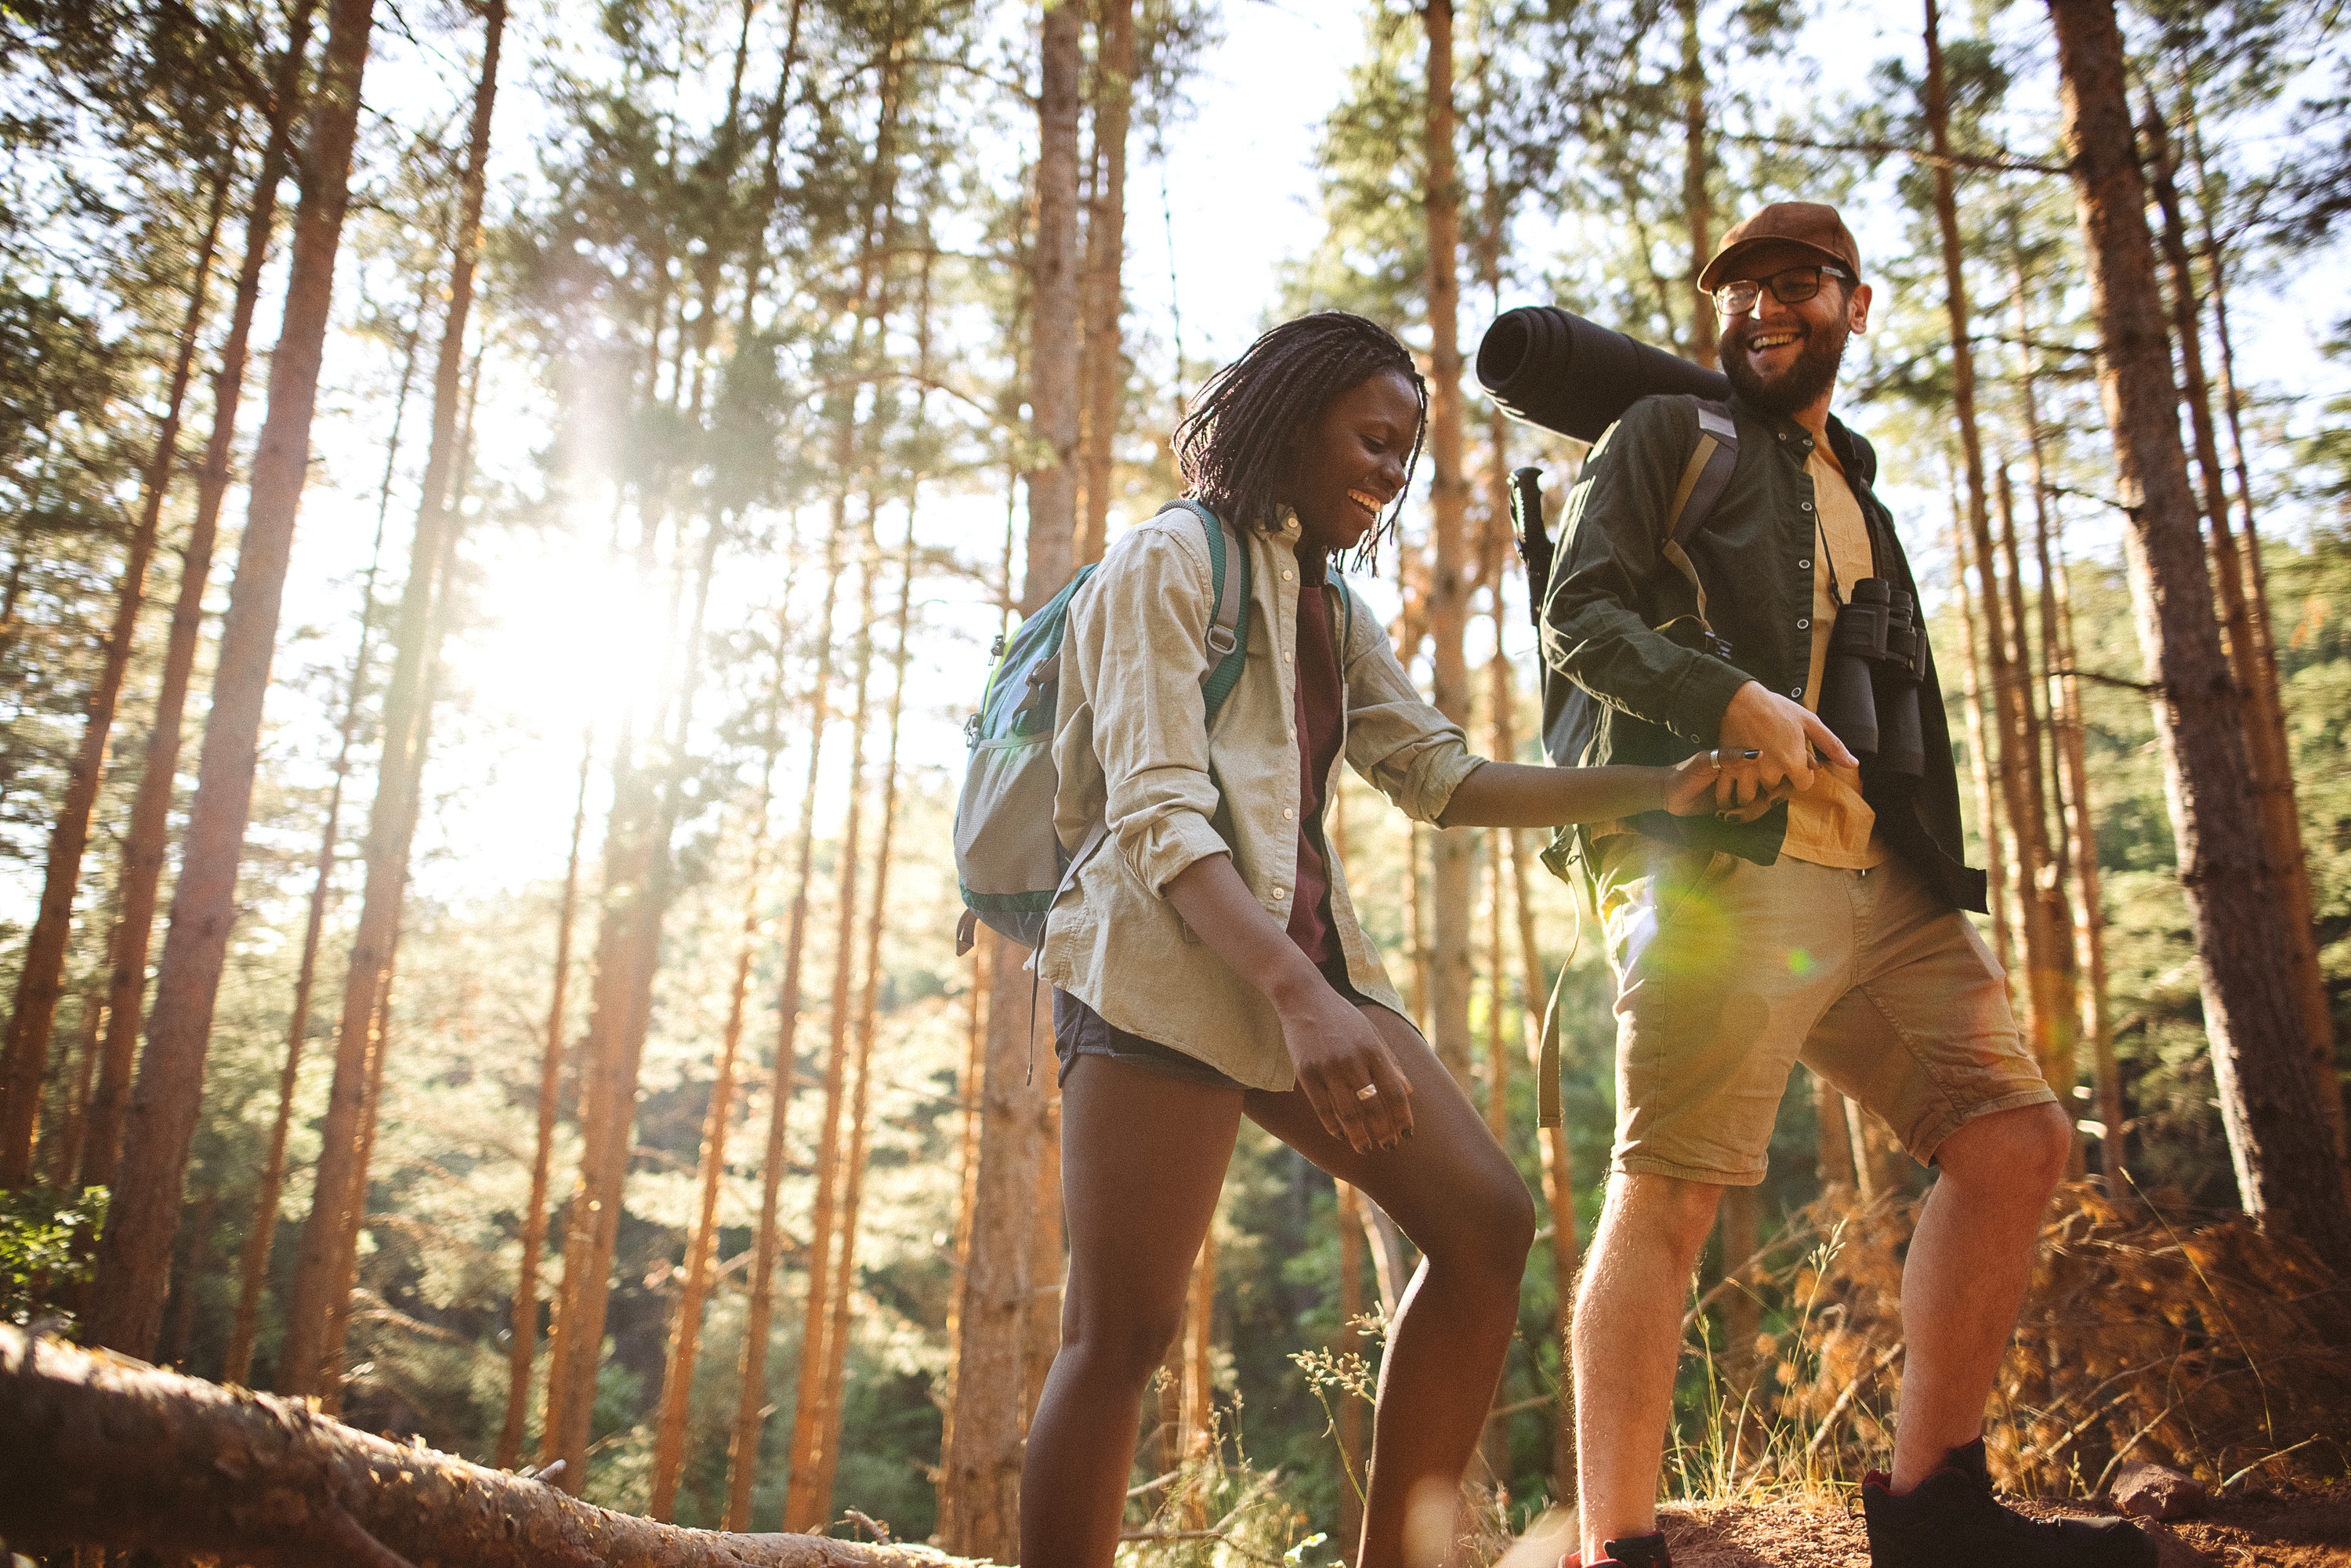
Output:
(1820, 578), (1925, 780)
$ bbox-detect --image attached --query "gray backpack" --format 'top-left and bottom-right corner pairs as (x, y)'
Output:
(954, 499), (1251, 954)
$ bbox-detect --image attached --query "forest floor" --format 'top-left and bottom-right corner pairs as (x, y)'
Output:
(1589, 1483), (2351, 1565)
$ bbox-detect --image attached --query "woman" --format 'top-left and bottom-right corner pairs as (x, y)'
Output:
(1029, 311), (1722, 1566)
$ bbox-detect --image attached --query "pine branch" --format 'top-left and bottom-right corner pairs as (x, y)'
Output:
(0, 1326), (980, 1568)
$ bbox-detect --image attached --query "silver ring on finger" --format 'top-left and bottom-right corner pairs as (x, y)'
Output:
(1355, 1082), (1379, 1102)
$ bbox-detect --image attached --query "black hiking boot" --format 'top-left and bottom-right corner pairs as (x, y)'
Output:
(1862, 1439), (2157, 1568)
(1560, 1530), (1672, 1568)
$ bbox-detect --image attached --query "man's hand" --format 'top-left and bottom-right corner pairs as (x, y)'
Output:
(1715, 680), (1857, 815)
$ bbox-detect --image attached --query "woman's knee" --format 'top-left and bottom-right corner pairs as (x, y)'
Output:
(1422, 1159), (1537, 1284)
(1060, 1298), (1187, 1386)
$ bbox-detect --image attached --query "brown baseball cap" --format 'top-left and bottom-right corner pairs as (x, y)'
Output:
(1697, 201), (1861, 293)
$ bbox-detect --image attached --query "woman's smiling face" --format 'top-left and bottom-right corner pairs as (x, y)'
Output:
(1281, 371), (1421, 555)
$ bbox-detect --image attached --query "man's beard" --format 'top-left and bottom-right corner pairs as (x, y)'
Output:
(1722, 316), (1849, 415)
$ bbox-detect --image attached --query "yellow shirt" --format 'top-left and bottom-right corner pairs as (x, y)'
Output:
(1778, 445), (1886, 869)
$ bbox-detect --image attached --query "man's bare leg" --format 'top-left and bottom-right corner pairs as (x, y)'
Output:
(1573, 1171), (1725, 1564)
(1888, 1102), (2070, 1490)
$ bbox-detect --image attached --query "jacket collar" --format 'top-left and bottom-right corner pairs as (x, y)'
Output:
(1724, 390), (1879, 492)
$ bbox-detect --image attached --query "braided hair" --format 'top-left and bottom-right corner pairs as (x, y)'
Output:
(1172, 311), (1429, 567)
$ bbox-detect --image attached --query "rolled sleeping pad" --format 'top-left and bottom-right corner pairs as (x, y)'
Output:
(1475, 306), (1731, 444)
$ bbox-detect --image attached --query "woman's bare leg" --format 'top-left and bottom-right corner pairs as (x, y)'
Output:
(1019, 1055), (1244, 1568)
(1244, 1005), (1536, 1568)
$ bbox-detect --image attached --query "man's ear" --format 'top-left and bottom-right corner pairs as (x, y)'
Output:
(1848, 281), (1874, 335)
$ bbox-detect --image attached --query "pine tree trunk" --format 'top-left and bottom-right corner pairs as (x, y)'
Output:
(725, 524), (848, 1531)
(2048, 0), (2351, 1269)
(1951, 505), (2013, 973)
(1813, 1071), (1857, 1189)
(86, 0), (378, 1359)
(45, 972), (104, 1188)
(803, 509), (921, 1525)
(223, 364), (411, 1385)
(781, 531), (879, 1535)
(1995, 465), (2082, 1149)
(1077, 0), (1133, 566)
(79, 0), (319, 1197)
(1678, 0), (1715, 371)
(1177, 1230), (1216, 1529)
(545, 507), (715, 1483)
(0, 167), (232, 1185)
(647, 714), (783, 1519)
(1925, 0), (2071, 1103)
(2143, 98), (2343, 1193)
(277, 2), (501, 1396)
(1421, 0), (1473, 1092)
(494, 727), (592, 1471)
(1336, 1178), (1367, 1548)
(0, 1326), (979, 1568)
(939, 13), (1080, 1551)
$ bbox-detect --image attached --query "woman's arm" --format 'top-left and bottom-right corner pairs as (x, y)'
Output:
(1436, 751), (1734, 828)
(1162, 853), (1415, 1155)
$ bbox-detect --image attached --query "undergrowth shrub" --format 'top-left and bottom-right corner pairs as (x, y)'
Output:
(1708, 1182), (2351, 1501)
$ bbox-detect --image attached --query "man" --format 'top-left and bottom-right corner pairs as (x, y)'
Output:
(1539, 203), (2154, 1568)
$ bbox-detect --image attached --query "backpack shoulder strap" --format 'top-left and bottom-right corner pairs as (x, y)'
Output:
(1658, 396), (1739, 632)
(1154, 498), (1251, 722)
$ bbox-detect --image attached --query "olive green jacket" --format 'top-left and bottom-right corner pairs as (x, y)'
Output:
(1539, 391), (1987, 914)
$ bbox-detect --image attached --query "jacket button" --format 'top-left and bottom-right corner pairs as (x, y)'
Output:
(1799, 558), (1812, 570)
(1801, 501), (1814, 512)
(1282, 570), (1295, 581)
(1797, 617), (1810, 629)
(1283, 807), (1295, 820)
(1791, 685), (1805, 697)
(1273, 887), (1288, 900)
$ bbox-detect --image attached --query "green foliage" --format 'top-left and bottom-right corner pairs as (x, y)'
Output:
(0, 1184), (107, 1325)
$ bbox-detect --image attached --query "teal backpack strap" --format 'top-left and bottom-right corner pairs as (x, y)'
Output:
(1154, 498), (1251, 722)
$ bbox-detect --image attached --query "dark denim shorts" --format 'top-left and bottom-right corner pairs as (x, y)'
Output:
(1051, 956), (1370, 1090)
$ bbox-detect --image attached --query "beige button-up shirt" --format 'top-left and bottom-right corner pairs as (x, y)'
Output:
(1038, 505), (1485, 1091)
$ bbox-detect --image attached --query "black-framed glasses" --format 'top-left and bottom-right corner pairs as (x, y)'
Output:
(1708, 265), (1853, 316)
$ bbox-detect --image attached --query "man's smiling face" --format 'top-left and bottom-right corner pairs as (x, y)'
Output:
(1717, 239), (1872, 420)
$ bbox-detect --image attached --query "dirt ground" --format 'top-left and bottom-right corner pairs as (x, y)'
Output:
(1498, 1485), (2351, 1566)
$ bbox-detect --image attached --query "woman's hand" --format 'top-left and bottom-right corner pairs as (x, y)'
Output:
(1273, 976), (1415, 1153)
(1661, 750), (1726, 816)
(1164, 852), (1416, 1155)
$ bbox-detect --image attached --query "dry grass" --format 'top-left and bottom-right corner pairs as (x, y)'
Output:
(1696, 1182), (2351, 1505)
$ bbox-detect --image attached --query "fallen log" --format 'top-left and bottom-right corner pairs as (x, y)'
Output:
(0, 1326), (980, 1567)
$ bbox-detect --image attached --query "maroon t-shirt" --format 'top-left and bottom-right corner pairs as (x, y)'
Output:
(1285, 549), (1346, 966)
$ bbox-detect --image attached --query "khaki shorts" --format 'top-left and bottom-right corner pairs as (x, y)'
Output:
(1592, 835), (2057, 1186)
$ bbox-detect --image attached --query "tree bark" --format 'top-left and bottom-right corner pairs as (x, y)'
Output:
(1077, 0), (1134, 567)
(0, 163), (232, 1186)
(496, 726), (594, 1470)
(1335, 1178), (1368, 1547)
(1422, 0), (1473, 1092)
(1925, 0), (2071, 1106)
(223, 324), (414, 1385)
(1950, 502), (2012, 974)
(648, 707), (784, 1519)
(1678, 0), (1716, 371)
(2142, 95), (2343, 1190)
(938, 13), (1080, 1552)
(80, 0), (319, 1197)
(805, 517), (922, 1523)
(2047, 0), (2351, 1270)
(87, 0), (378, 1359)
(277, 1), (502, 1397)
(0, 1327), (970, 1568)
(783, 530), (880, 1535)
(1995, 462), (2081, 1148)
(726, 523), (848, 1531)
